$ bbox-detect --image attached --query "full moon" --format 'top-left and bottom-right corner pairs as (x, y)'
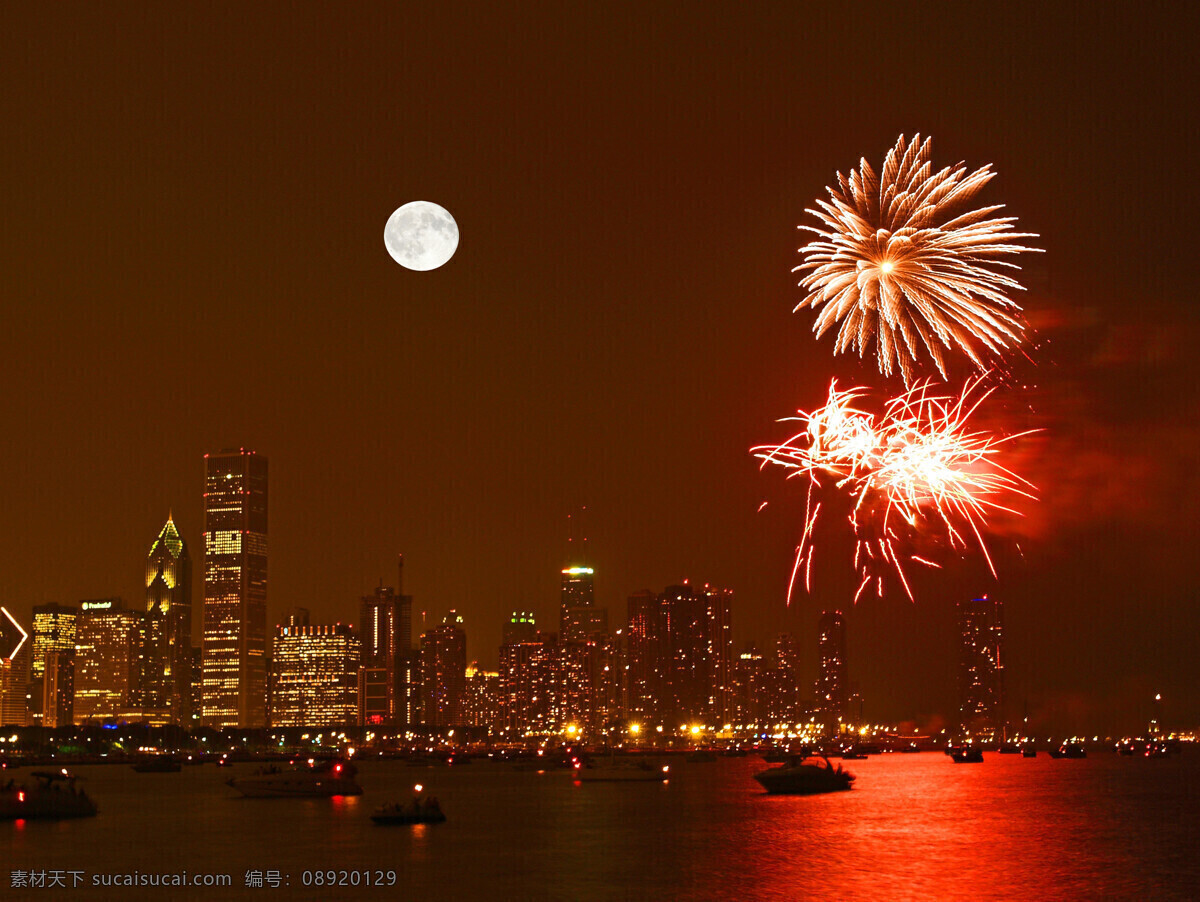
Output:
(383, 201), (459, 271)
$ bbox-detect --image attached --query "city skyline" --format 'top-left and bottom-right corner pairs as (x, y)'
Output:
(1, 5), (1197, 738)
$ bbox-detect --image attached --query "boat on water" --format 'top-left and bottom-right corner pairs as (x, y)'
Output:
(687, 750), (718, 763)
(131, 756), (182, 773)
(1022, 747), (1037, 758)
(949, 746), (984, 763)
(371, 787), (445, 825)
(753, 756), (854, 795)
(576, 758), (670, 782)
(1049, 743), (1087, 759)
(1, 770), (97, 820)
(226, 758), (362, 798)
(998, 744), (1022, 755)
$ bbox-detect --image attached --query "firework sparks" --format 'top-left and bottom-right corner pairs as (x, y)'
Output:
(753, 376), (1036, 601)
(794, 134), (1041, 382)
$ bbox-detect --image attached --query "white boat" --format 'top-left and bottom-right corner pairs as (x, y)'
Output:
(575, 757), (670, 782)
(226, 759), (362, 798)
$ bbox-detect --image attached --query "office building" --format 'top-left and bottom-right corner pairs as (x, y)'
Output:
(31, 603), (77, 681)
(0, 607), (32, 726)
(358, 558), (414, 726)
(201, 448), (268, 728)
(271, 621), (360, 728)
(560, 566), (603, 643)
(958, 595), (1004, 741)
(419, 611), (466, 727)
(144, 513), (193, 722)
(74, 598), (141, 723)
(41, 650), (75, 728)
(814, 611), (847, 733)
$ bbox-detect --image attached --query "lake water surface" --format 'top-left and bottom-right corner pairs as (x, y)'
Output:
(4, 751), (1198, 900)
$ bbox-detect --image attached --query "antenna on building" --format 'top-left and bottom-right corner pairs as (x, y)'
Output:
(397, 553), (405, 594)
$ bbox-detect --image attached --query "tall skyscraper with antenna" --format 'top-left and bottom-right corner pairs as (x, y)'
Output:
(201, 448), (268, 728)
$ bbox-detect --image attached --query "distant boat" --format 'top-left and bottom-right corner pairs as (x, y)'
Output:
(753, 756), (854, 795)
(721, 748), (748, 758)
(1, 770), (97, 820)
(227, 758), (362, 798)
(576, 757), (670, 782)
(687, 750), (718, 763)
(371, 796), (445, 825)
(998, 745), (1022, 755)
(1022, 747), (1037, 758)
(950, 747), (984, 763)
(1050, 743), (1086, 759)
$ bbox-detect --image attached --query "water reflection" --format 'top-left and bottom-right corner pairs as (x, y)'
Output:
(3, 755), (1195, 900)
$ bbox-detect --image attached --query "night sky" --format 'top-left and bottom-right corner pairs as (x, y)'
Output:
(2, 3), (1197, 734)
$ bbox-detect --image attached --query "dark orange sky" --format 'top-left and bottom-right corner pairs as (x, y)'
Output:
(2, 3), (1197, 733)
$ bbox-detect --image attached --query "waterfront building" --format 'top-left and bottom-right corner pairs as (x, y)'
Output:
(41, 650), (74, 728)
(463, 664), (502, 732)
(74, 598), (142, 723)
(958, 594), (1004, 741)
(419, 612), (466, 727)
(498, 629), (555, 734)
(773, 633), (803, 722)
(359, 562), (413, 726)
(814, 611), (847, 733)
(625, 590), (663, 723)
(502, 611), (538, 645)
(661, 584), (710, 726)
(560, 566), (601, 643)
(201, 448), (268, 728)
(31, 603), (77, 682)
(0, 607), (32, 726)
(705, 587), (735, 725)
(143, 514), (193, 723)
(270, 621), (360, 727)
(732, 643), (768, 726)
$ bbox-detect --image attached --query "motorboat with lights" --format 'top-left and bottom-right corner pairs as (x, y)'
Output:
(226, 758), (361, 798)
(753, 756), (854, 795)
(1, 770), (97, 819)
(576, 757), (670, 782)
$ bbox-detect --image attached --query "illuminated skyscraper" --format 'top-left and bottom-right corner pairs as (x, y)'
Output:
(814, 610), (847, 733)
(31, 603), (77, 681)
(201, 448), (268, 728)
(733, 643), (768, 725)
(0, 607), (32, 726)
(503, 611), (538, 645)
(143, 514), (193, 722)
(661, 584), (709, 725)
(958, 595), (1004, 741)
(41, 650), (74, 728)
(560, 566), (605, 642)
(420, 611), (467, 727)
(625, 590), (663, 722)
(74, 598), (141, 723)
(705, 587), (734, 724)
(463, 664), (501, 733)
(774, 633), (803, 721)
(270, 621), (360, 727)
(359, 560), (414, 726)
